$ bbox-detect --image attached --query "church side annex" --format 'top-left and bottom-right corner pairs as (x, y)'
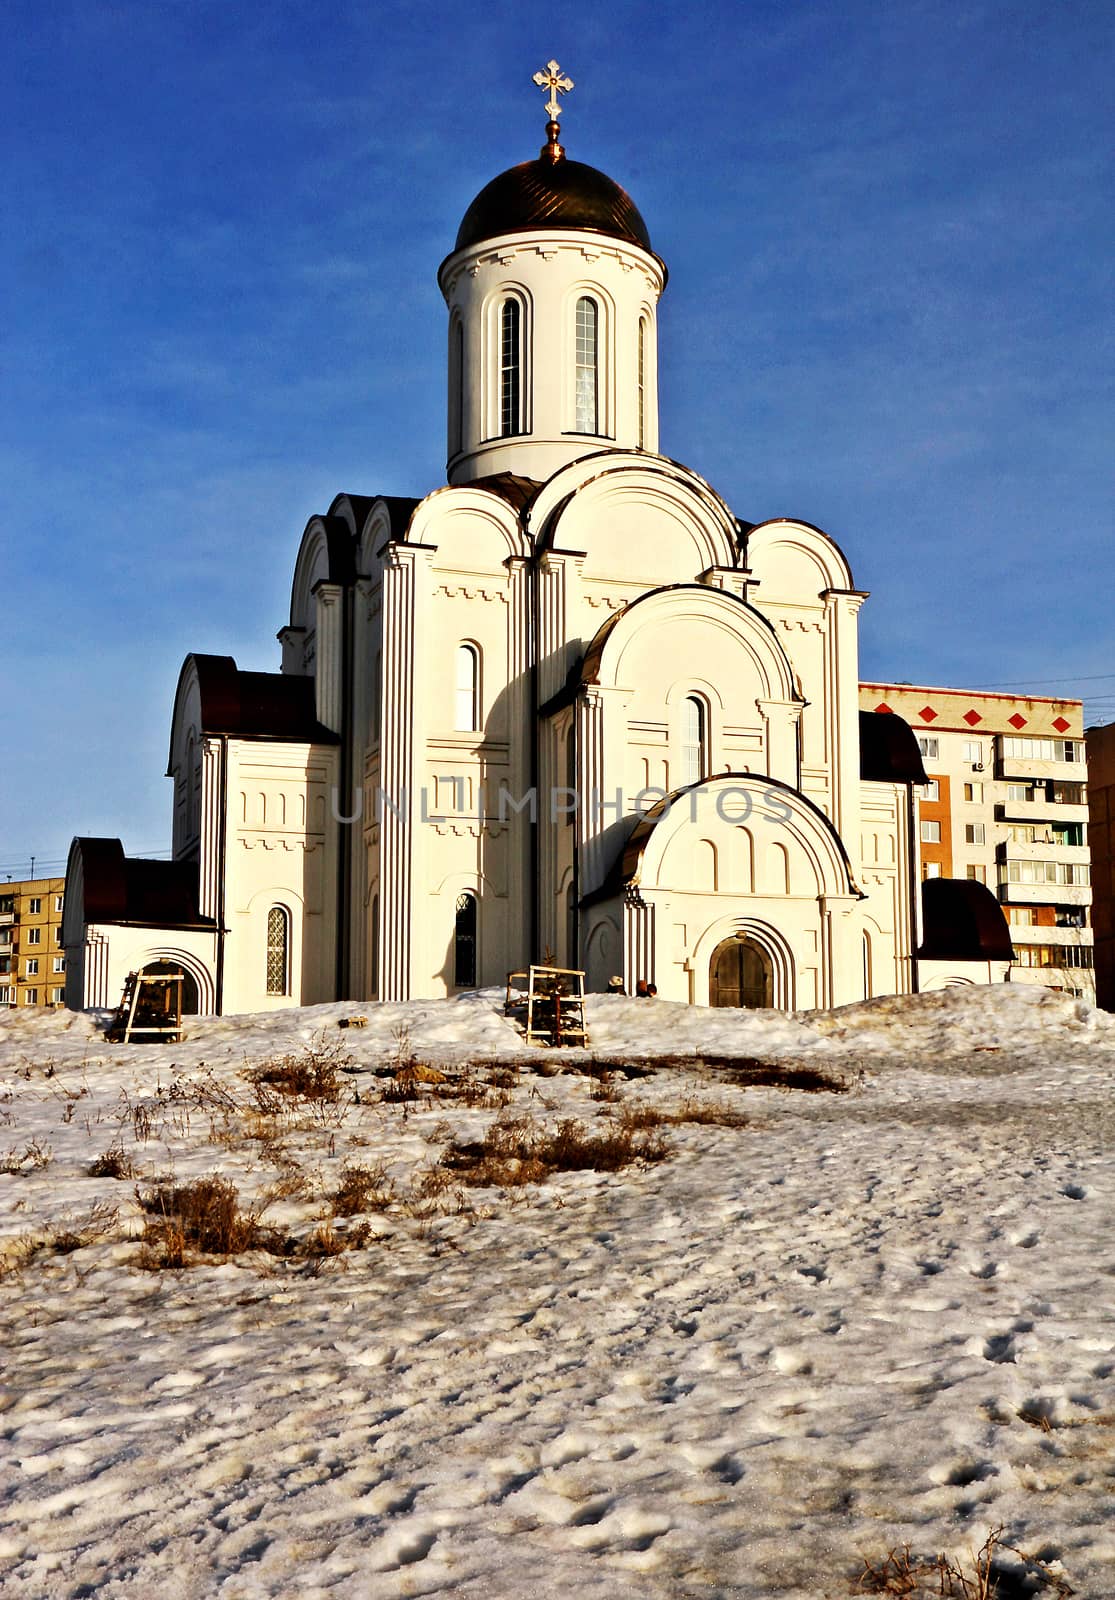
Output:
(64, 65), (1012, 1017)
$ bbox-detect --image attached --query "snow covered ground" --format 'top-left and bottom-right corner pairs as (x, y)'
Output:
(1, 986), (1113, 1598)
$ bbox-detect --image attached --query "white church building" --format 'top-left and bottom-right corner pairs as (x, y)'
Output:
(64, 69), (1012, 1016)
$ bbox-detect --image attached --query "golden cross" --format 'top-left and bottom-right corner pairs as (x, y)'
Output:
(532, 59), (574, 122)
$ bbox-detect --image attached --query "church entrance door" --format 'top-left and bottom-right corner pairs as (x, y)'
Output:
(709, 936), (772, 1009)
(140, 960), (199, 1015)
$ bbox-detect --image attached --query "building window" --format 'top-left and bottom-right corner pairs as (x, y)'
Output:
(1002, 736), (1084, 763)
(52, 956), (65, 973)
(964, 782), (983, 802)
(920, 820), (941, 844)
(575, 296), (598, 432)
(917, 737), (939, 759)
(965, 865), (987, 884)
(0, 897), (12, 915)
(921, 779), (939, 802)
(1007, 906), (1038, 926)
(26, 928), (41, 946)
(266, 906), (290, 996)
(54, 894), (64, 913)
(455, 643), (480, 732)
(454, 891), (477, 988)
(965, 823), (986, 845)
(28, 897), (41, 914)
(24, 989), (38, 1005)
(25, 959), (39, 977)
(51, 988), (64, 1004)
(963, 741), (983, 763)
(499, 298), (521, 436)
(922, 862), (941, 880)
(55, 928), (63, 946)
(0, 987), (12, 1005)
(682, 696), (707, 786)
(637, 315), (647, 447)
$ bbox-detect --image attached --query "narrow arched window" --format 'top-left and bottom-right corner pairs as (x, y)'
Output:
(500, 298), (521, 436)
(266, 906), (290, 996)
(637, 315), (647, 447)
(455, 643), (480, 731)
(454, 891), (477, 987)
(575, 296), (598, 432)
(682, 696), (707, 786)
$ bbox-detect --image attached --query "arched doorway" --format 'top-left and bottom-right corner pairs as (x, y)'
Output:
(140, 960), (199, 1015)
(709, 936), (772, 1009)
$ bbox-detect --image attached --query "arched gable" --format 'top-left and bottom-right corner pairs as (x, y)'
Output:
(582, 584), (798, 705)
(289, 514), (356, 631)
(744, 518), (855, 602)
(625, 775), (861, 901)
(528, 450), (742, 580)
(402, 484), (529, 571)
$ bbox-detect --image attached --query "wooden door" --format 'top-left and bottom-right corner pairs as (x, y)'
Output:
(709, 936), (772, 1009)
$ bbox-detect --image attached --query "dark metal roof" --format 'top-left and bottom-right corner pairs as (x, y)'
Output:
(68, 838), (215, 930)
(859, 710), (927, 785)
(454, 155), (656, 259)
(461, 473), (543, 515)
(918, 878), (1014, 962)
(170, 656), (340, 770)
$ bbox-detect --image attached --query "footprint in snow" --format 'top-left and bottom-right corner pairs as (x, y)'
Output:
(983, 1333), (1016, 1365)
(1061, 1184), (1088, 1200)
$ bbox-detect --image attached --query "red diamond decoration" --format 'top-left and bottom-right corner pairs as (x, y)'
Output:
(1008, 713), (1027, 730)
(874, 702), (893, 715)
(963, 709), (983, 726)
(1052, 716), (1070, 733)
(918, 706), (938, 723)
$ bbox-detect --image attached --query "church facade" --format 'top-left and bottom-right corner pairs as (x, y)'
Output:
(65, 80), (1012, 1016)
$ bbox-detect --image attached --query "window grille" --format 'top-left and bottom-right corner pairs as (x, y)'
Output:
(575, 297), (598, 432)
(454, 892), (477, 988)
(500, 299), (520, 436)
(266, 906), (290, 995)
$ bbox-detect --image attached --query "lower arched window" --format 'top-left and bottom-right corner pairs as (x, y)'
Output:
(266, 906), (291, 996)
(682, 696), (707, 786)
(456, 643), (480, 731)
(454, 891), (477, 988)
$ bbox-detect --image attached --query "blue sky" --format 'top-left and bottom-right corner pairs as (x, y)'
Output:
(2, 0), (1112, 876)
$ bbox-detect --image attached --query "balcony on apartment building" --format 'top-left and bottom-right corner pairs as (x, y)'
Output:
(0, 911), (14, 927)
(996, 736), (1087, 787)
(996, 793), (1088, 826)
(996, 839), (1090, 867)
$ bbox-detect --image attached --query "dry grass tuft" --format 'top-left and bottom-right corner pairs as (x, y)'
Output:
(247, 1035), (352, 1103)
(613, 1098), (750, 1130)
(137, 1176), (263, 1263)
(47, 1201), (120, 1256)
(89, 1142), (135, 1179)
(136, 1173), (375, 1269)
(854, 1526), (1073, 1598)
(332, 1162), (394, 1216)
(442, 1113), (671, 1188)
(1, 1140), (53, 1174)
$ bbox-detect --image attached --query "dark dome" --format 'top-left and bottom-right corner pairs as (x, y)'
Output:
(454, 155), (654, 255)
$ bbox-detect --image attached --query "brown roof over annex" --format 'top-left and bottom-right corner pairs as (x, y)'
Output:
(167, 655), (340, 773)
(64, 838), (214, 932)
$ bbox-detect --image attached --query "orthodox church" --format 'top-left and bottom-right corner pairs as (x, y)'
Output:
(64, 66), (1011, 1016)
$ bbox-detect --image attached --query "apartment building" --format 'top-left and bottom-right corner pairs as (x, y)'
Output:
(860, 685), (1094, 998)
(1084, 721), (1115, 1011)
(0, 877), (67, 1009)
